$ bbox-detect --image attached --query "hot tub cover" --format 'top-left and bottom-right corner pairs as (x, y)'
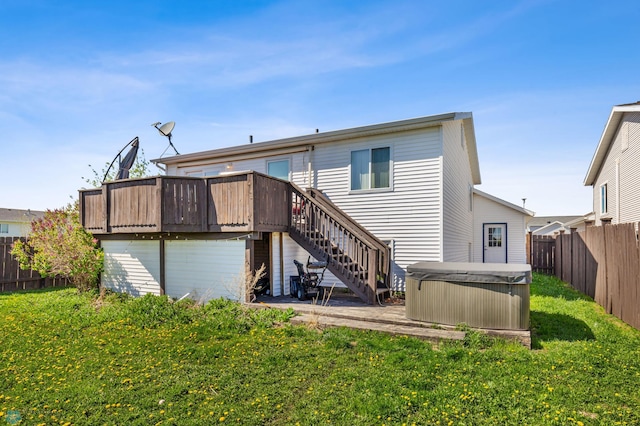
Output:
(406, 262), (532, 285)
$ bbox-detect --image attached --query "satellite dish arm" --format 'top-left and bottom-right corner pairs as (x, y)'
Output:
(103, 136), (139, 182)
(168, 135), (180, 155)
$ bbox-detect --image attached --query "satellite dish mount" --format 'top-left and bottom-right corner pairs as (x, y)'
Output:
(152, 121), (180, 157)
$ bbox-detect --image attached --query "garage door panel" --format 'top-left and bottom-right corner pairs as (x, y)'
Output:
(165, 240), (245, 302)
(101, 240), (161, 296)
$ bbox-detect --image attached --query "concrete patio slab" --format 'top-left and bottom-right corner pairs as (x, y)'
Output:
(250, 292), (531, 348)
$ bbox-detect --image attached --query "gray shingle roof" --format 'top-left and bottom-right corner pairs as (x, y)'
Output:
(0, 208), (46, 222)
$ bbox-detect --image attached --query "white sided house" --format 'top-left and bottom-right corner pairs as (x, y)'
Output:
(80, 112), (531, 304)
(472, 189), (533, 263)
(0, 208), (45, 238)
(584, 102), (640, 225)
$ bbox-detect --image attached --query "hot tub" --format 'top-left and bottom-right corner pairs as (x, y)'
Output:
(405, 262), (531, 330)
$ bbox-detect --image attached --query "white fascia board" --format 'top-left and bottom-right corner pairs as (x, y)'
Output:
(473, 188), (535, 216)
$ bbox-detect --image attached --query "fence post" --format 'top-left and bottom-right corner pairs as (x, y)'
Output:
(555, 235), (561, 279)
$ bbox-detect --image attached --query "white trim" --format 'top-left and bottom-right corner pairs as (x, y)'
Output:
(473, 188), (534, 216)
(600, 181), (609, 214)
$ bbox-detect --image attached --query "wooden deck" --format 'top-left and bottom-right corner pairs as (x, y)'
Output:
(250, 294), (531, 348)
(79, 172), (291, 235)
(79, 171), (391, 305)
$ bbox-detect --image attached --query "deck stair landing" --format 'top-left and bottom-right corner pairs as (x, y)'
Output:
(250, 297), (532, 348)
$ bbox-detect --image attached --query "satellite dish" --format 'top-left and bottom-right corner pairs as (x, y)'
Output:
(152, 121), (180, 156)
(157, 121), (175, 137)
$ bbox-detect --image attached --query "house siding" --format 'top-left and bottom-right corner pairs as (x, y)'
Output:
(472, 194), (528, 264)
(591, 114), (637, 225)
(171, 152), (312, 185)
(169, 127), (445, 290)
(311, 127), (444, 290)
(442, 121), (474, 262)
(101, 240), (162, 296)
(0, 222), (31, 238)
(619, 112), (640, 223)
(281, 233), (343, 294)
(271, 233), (283, 297)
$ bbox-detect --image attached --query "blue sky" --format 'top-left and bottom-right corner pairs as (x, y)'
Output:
(2, 0), (639, 215)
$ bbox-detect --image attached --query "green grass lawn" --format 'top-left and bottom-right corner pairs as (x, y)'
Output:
(1, 273), (639, 425)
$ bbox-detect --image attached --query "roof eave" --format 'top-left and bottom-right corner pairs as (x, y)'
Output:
(153, 112), (464, 166)
(459, 113), (481, 184)
(473, 188), (534, 216)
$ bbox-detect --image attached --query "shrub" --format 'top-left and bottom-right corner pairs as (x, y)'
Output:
(11, 207), (103, 292)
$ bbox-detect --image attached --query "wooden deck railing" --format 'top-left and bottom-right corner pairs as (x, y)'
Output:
(79, 172), (290, 234)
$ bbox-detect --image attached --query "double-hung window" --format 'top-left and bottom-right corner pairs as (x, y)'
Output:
(0, 224), (8, 234)
(350, 147), (390, 191)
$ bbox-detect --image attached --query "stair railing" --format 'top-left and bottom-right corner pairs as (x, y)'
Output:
(289, 183), (390, 302)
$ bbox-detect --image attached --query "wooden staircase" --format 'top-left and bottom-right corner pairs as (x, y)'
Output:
(288, 183), (391, 304)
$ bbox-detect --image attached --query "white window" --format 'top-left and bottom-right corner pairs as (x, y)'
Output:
(0, 224), (8, 234)
(267, 159), (290, 181)
(600, 183), (608, 214)
(350, 147), (390, 191)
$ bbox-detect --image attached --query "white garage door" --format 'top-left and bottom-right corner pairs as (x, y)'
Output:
(165, 240), (245, 302)
(101, 240), (161, 296)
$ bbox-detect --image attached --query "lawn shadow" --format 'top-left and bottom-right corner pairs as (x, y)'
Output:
(530, 310), (596, 349)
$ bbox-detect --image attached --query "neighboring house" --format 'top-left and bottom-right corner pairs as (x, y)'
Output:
(563, 213), (595, 233)
(528, 214), (595, 236)
(527, 215), (583, 235)
(0, 208), (45, 238)
(472, 189), (533, 263)
(584, 102), (640, 225)
(80, 112), (531, 304)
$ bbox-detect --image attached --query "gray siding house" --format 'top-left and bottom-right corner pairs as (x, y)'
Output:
(585, 102), (640, 225)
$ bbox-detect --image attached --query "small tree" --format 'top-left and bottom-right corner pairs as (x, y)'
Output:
(11, 206), (104, 292)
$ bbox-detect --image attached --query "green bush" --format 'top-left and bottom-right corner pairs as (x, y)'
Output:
(11, 207), (103, 292)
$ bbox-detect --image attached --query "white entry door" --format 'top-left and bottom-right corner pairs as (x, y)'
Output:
(483, 223), (507, 263)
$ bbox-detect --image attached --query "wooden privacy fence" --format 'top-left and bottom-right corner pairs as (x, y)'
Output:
(553, 223), (640, 331)
(529, 234), (556, 274)
(0, 237), (69, 292)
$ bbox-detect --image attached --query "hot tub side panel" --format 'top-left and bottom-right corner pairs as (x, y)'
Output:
(406, 278), (529, 330)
